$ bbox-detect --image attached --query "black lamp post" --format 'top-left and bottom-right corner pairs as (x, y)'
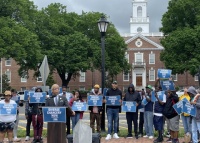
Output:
(98, 15), (109, 131)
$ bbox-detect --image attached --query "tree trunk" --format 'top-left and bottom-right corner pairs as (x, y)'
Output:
(58, 72), (73, 87)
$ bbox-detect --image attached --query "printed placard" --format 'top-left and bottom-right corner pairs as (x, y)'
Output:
(103, 88), (108, 96)
(122, 101), (136, 112)
(42, 107), (66, 122)
(160, 80), (175, 91)
(87, 95), (103, 106)
(105, 95), (121, 106)
(0, 103), (17, 115)
(151, 91), (156, 102)
(173, 100), (183, 115)
(29, 92), (46, 103)
(71, 102), (87, 111)
(24, 90), (29, 101)
(182, 101), (196, 117)
(142, 98), (148, 106)
(157, 69), (172, 79)
(156, 91), (165, 101)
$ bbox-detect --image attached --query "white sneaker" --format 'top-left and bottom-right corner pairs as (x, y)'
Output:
(105, 134), (111, 140)
(13, 137), (21, 142)
(149, 136), (154, 139)
(113, 133), (119, 139)
(143, 135), (149, 138)
(25, 136), (30, 141)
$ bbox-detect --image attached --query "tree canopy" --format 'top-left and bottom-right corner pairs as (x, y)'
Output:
(0, 0), (130, 87)
(160, 0), (200, 75)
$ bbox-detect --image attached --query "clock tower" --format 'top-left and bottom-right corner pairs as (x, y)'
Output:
(130, 0), (150, 34)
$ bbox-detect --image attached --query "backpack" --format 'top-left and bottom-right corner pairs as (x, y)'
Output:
(163, 95), (178, 119)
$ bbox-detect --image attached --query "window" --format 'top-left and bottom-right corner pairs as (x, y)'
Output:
(125, 52), (129, 63)
(135, 53), (143, 63)
(21, 87), (26, 91)
(172, 74), (178, 81)
(79, 87), (85, 91)
(137, 6), (142, 17)
(149, 69), (155, 81)
(149, 52), (155, 64)
(37, 76), (42, 82)
(5, 58), (11, 66)
(79, 71), (85, 82)
(5, 70), (11, 82)
(21, 77), (27, 82)
(195, 75), (199, 81)
(123, 72), (129, 81)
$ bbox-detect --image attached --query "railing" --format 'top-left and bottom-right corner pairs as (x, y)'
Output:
(130, 17), (149, 23)
(132, 62), (146, 68)
(121, 32), (164, 37)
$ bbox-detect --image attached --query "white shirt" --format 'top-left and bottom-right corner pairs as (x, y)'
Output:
(54, 96), (59, 105)
(0, 100), (17, 122)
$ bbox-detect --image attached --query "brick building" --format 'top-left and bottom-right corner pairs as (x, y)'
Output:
(0, 0), (199, 92)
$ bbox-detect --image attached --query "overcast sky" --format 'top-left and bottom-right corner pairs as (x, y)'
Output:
(31, 0), (169, 34)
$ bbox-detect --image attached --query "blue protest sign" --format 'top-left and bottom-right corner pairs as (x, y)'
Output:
(103, 88), (108, 96)
(151, 91), (156, 102)
(87, 95), (103, 106)
(182, 101), (196, 117)
(48, 89), (52, 97)
(24, 90), (29, 101)
(157, 69), (172, 79)
(42, 107), (66, 123)
(160, 80), (175, 91)
(122, 101), (136, 112)
(173, 100), (183, 115)
(29, 92), (46, 103)
(157, 91), (165, 101)
(105, 95), (121, 106)
(0, 103), (17, 115)
(142, 98), (148, 106)
(59, 87), (62, 94)
(71, 102), (87, 111)
(182, 98), (189, 103)
(66, 93), (73, 102)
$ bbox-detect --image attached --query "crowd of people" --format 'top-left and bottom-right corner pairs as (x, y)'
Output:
(0, 79), (199, 143)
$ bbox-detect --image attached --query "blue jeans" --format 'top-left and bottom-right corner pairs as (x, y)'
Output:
(71, 112), (80, 131)
(181, 115), (191, 134)
(192, 118), (200, 143)
(107, 108), (119, 134)
(144, 111), (154, 136)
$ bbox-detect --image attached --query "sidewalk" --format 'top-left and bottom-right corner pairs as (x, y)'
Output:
(3, 137), (184, 143)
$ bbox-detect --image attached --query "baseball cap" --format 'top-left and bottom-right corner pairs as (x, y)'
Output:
(112, 81), (117, 84)
(145, 85), (153, 90)
(94, 84), (100, 89)
(4, 91), (11, 96)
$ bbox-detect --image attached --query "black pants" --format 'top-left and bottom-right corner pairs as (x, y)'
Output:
(126, 111), (138, 135)
(67, 116), (71, 135)
(26, 113), (32, 136)
(139, 112), (144, 135)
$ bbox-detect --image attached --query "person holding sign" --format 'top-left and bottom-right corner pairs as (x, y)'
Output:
(143, 85), (154, 139)
(0, 91), (17, 143)
(105, 81), (122, 140)
(45, 84), (74, 143)
(187, 86), (200, 143)
(123, 84), (141, 139)
(88, 84), (102, 133)
(69, 90), (84, 131)
(153, 78), (166, 143)
(29, 87), (45, 143)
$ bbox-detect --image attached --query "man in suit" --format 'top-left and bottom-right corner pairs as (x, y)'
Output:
(45, 84), (75, 143)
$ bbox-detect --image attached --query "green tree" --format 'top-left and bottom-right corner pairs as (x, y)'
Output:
(160, 0), (200, 75)
(1, 74), (11, 92)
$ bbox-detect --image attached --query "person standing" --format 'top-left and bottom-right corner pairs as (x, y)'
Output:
(89, 84), (102, 133)
(0, 91), (17, 143)
(25, 99), (32, 141)
(143, 85), (154, 139)
(69, 90), (84, 131)
(105, 81), (122, 140)
(11, 89), (22, 142)
(29, 87), (45, 143)
(124, 84), (141, 139)
(179, 87), (191, 135)
(187, 86), (200, 143)
(138, 89), (145, 137)
(45, 84), (75, 143)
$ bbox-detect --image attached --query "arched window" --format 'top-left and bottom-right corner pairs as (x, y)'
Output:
(137, 6), (142, 17)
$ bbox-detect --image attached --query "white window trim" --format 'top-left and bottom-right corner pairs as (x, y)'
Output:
(79, 71), (85, 82)
(134, 52), (143, 63)
(172, 74), (178, 81)
(5, 58), (11, 66)
(149, 53), (155, 64)
(195, 75), (199, 81)
(5, 70), (11, 83)
(149, 69), (155, 81)
(21, 77), (27, 82)
(123, 72), (129, 81)
(37, 76), (42, 82)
